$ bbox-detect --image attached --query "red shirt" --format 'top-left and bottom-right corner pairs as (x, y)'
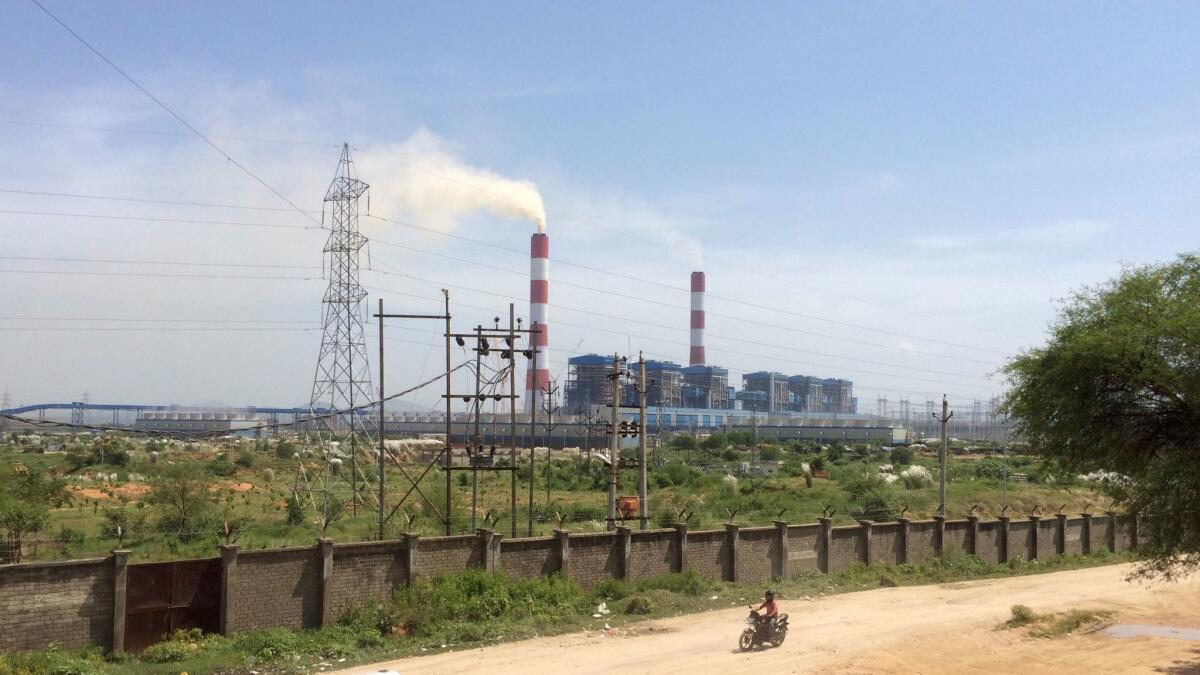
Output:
(761, 598), (778, 618)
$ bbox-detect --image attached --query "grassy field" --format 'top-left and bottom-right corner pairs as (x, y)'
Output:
(0, 548), (1128, 674)
(0, 431), (1108, 563)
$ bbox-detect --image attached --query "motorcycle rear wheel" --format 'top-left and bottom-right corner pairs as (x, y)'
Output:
(770, 627), (787, 647)
(739, 629), (755, 651)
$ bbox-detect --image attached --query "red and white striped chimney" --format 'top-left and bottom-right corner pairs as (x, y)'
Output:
(690, 271), (705, 366)
(527, 233), (551, 411)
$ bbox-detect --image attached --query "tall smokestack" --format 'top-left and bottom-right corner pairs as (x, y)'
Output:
(690, 271), (705, 366)
(527, 233), (551, 410)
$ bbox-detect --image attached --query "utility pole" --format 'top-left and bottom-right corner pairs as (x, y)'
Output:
(606, 353), (622, 531)
(528, 321), (538, 536)
(471, 324), (483, 531)
(377, 298), (385, 540)
(637, 353), (649, 530)
(542, 383), (560, 502)
(508, 304), (518, 538)
(933, 395), (954, 517)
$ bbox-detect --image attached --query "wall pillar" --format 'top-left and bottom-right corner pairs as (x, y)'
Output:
(858, 520), (873, 566)
(774, 521), (789, 580)
(1106, 511), (1118, 552)
(1056, 514), (1068, 555)
(219, 544), (239, 635)
(1081, 513), (1092, 555)
(616, 526), (632, 580)
(998, 516), (1010, 563)
(1028, 516), (1040, 561)
(933, 515), (946, 555)
(897, 518), (910, 565)
(111, 550), (129, 653)
(818, 518), (833, 574)
(725, 523), (740, 582)
(318, 538), (334, 626)
(1130, 513), (1139, 551)
(554, 529), (570, 574)
(966, 516), (979, 556)
(674, 523), (689, 572)
(402, 533), (419, 586)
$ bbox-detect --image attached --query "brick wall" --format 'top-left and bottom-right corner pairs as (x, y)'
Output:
(907, 521), (937, 564)
(1009, 520), (1034, 561)
(737, 527), (776, 582)
(786, 524), (821, 572)
(1090, 515), (1112, 552)
(499, 537), (558, 579)
(870, 523), (902, 566)
(686, 530), (728, 581)
(1114, 516), (1134, 551)
(233, 547), (322, 631)
(943, 520), (971, 557)
(627, 530), (676, 582)
(566, 533), (620, 588)
(0, 557), (113, 652)
(975, 521), (1001, 564)
(828, 526), (863, 572)
(414, 535), (478, 579)
(330, 541), (407, 619)
(1037, 520), (1059, 559)
(1064, 519), (1085, 555)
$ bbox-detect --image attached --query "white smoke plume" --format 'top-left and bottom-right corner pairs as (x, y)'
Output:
(359, 129), (546, 233)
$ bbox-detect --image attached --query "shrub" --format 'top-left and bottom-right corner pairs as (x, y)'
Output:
(758, 446), (781, 461)
(636, 569), (714, 596)
(234, 452), (255, 469)
(890, 446), (914, 465)
(900, 465), (934, 489)
(141, 640), (190, 663)
(1006, 604), (1038, 627)
(591, 577), (632, 601)
(274, 440), (296, 459)
(974, 457), (1008, 480)
(208, 457), (237, 477)
(285, 496), (305, 526)
(624, 594), (653, 614)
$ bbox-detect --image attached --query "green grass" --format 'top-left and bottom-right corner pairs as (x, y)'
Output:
(998, 604), (1114, 637)
(0, 550), (1129, 674)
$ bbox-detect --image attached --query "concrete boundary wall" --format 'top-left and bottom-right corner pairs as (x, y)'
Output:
(0, 513), (1131, 653)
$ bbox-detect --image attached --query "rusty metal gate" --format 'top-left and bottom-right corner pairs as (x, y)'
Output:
(125, 558), (221, 652)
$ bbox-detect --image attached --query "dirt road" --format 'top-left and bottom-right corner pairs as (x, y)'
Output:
(335, 564), (1200, 674)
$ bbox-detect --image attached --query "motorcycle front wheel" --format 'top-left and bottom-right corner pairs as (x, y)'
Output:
(739, 628), (755, 651)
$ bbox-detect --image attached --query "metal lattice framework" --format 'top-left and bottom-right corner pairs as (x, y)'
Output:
(305, 144), (378, 525)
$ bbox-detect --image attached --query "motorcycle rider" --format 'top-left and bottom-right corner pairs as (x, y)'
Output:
(749, 590), (779, 640)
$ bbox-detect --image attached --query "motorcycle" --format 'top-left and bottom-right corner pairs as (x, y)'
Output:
(739, 608), (789, 651)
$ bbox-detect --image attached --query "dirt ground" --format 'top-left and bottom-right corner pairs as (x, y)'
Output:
(335, 564), (1200, 675)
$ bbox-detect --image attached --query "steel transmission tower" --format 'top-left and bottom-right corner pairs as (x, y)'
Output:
(306, 144), (377, 525)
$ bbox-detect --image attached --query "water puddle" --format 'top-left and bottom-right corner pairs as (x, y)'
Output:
(1103, 624), (1200, 641)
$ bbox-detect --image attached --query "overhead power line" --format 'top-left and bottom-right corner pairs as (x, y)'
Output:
(0, 209), (316, 231)
(27, 0), (322, 226)
(0, 188), (321, 214)
(0, 255), (319, 271)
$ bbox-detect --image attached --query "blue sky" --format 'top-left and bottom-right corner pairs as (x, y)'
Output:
(1, 2), (1197, 412)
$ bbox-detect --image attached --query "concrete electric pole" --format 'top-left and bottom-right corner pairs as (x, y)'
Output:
(607, 353), (622, 531)
(933, 395), (954, 517)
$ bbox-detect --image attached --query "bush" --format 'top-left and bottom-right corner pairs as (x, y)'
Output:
(636, 569), (714, 596)
(974, 457), (1008, 480)
(208, 457), (237, 477)
(234, 452), (255, 469)
(900, 465), (934, 489)
(285, 496), (305, 527)
(758, 446), (781, 461)
(141, 640), (191, 663)
(890, 446), (914, 465)
(591, 577), (632, 601)
(624, 594), (654, 614)
(275, 440), (296, 459)
(1006, 604), (1039, 627)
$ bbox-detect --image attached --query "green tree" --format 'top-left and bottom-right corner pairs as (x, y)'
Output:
(147, 465), (216, 541)
(890, 446), (914, 465)
(1003, 254), (1200, 578)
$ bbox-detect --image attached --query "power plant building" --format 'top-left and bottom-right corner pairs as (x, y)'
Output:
(681, 364), (730, 409)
